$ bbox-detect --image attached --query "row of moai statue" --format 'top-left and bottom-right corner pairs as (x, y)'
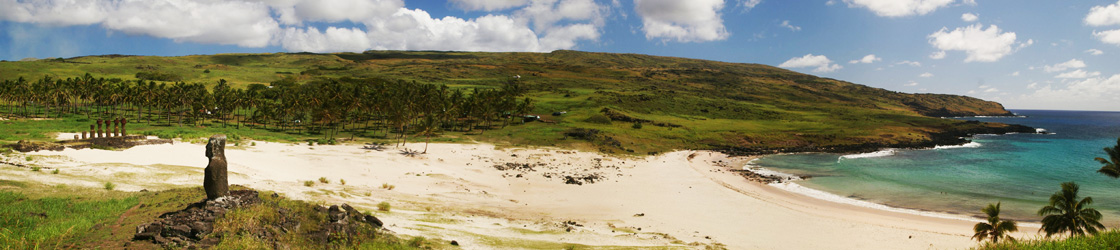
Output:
(76, 118), (128, 140)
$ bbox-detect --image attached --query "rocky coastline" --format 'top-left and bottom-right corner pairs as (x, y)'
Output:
(718, 122), (1039, 156)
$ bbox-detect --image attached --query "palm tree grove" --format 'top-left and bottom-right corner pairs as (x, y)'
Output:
(0, 74), (534, 146)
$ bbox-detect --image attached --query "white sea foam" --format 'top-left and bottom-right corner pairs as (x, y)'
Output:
(838, 149), (896, 160)
(933, 142), (981, 150)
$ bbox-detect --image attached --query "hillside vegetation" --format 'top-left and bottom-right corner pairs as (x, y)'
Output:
(0, 50), (1024, 155)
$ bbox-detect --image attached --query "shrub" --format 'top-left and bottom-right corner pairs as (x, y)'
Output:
(134, 71), (183, 81)
(104, 182), (115, 190)
(407, 236), (426, 247)
(583, 114), (612, 124)
(303, 180), (314, 187)
(51, 169), (59, 174)
(318, 177), (329, 184)
(203, 69), (211, 73)
(632, 122), (643, 129)
(377, 201), (391, 212)
(25, 156), (32, 161)
(339, 179), (346, 185)
(31, 166), (40, 172)
(251, 142), (256, 146)
(381, 183), (395, 190)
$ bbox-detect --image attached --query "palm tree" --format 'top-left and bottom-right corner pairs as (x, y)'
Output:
(1038, 182), (1105, 237)
(1096, 138), (1120, 178)
(972, 202), (1018, 243)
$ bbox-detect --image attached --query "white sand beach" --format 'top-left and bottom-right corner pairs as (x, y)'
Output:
(3, 139), (1043, 249)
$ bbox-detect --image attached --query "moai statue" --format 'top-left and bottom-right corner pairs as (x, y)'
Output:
(204, 135), (229, 200)
(96, 119), (104, 138)
(89, 124), (96, 138)
(73, 135), (79, 140)
(81, 131), (87, 140)
(120, 118), (128, 136)
(112, 119), (119, 137)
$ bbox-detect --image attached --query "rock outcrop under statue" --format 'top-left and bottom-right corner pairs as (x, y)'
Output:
(204, 135), (228, 200)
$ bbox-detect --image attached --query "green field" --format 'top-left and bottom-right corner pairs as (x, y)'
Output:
(0, 50), (1024, 155)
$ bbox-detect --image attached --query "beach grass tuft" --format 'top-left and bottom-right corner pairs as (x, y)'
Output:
(975, 230), (1120, 249)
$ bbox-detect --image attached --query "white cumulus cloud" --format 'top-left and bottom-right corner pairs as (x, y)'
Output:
(450, 0), (530, 11)
(0, 0), (110, 26)
(276, 0), (403, 25)
(904, 81), (919, 86)
(927, 24), (1025, 62)
(841, 0), (956, 17)
(736, 0), (762, 11)
(929, 50), (946, 59)
(1007, 74), (1120, 111)
(897, 60), (922, 66)
(919, 72), (933, 77)
(634, 0), (729, 42)
(1043, 59), (1086, 73)
(0, 0), (608, 53)
(1056, 69), (1102, 79)
(848, 54), (881, 64)
(780, 20), (801, 31)
(1085, 0), (1120, 26)
(779, 54), (842, 73)
(106, 0), (281, 47)
(961, 13), (978, 22)
(1085, 49), (1105, 55)
(1094, 29), (1120, 45)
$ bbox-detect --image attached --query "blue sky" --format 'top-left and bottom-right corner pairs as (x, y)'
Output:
(3, 0), (1119, 111)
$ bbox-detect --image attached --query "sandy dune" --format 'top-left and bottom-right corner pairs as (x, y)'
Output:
(3, 140), (1042, 249)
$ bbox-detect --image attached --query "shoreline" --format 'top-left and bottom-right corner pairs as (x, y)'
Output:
(5, 140), (1044, 249)
(733, 132), (1059, 228)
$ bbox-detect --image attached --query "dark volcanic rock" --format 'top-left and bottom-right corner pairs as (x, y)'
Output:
(133, 189), (260, 248)
(365, 214), (383, 228)
(718, 122), (1039, 156)
(204, 135), (229, 200)
(328, 205), (347, 222)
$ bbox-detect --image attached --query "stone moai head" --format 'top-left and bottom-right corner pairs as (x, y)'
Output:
(206, 134), (227, 159)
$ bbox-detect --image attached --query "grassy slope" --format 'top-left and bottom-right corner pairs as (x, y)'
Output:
(0, 180), (431, 249)
(0, 50), (1021, 154)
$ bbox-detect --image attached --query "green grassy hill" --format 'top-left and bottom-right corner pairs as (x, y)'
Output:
(0, 50), (1027, 154)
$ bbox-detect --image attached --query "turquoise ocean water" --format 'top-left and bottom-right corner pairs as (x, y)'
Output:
(752, 110), (1120, 224)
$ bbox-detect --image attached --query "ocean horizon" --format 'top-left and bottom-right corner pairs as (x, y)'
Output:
(751, 109), (1120, 224)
